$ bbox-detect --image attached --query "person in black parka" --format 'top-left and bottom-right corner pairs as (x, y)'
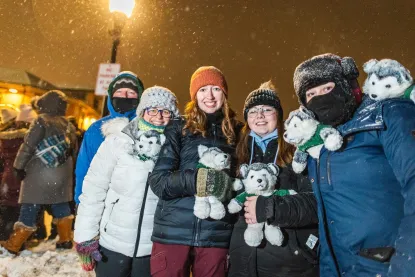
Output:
(228, 81), (319, 277)
(148, 66), (243, 277)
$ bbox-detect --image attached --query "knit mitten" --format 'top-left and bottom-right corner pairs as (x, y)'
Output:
(75, 238), (102, 271)
(196, 168), (233, 202)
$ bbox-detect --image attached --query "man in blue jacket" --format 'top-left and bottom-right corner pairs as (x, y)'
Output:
(74, 71), (144, 204)
(293, 54), (415, 277)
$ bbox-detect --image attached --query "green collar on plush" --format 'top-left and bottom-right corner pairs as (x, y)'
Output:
(235, 189), (291, 205)
(403, 84), (414, 99)
(138, 118), (165, 133)
(137, 154), (152, 161)
(298, 124), (330, 152)
(196, 163), (210, 169)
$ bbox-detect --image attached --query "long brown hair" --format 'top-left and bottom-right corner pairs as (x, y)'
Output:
(236, 113), (294, 168)
(182, 98), (238, 145)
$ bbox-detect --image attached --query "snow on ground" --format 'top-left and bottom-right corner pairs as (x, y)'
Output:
(0, 239), (95, 277)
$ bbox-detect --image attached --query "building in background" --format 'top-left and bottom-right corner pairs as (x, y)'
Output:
(0, 67), (100, 130)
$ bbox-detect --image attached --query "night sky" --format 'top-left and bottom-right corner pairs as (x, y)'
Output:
(1, 0), (414, 117)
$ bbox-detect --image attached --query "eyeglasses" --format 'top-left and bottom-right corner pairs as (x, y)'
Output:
(247, 107), (276, 118)
(146, 108), (172, 118)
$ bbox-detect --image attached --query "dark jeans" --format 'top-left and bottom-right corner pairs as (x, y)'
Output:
(95, 246), (151, 277)
(18, 203), (71, 227)
(151, 242), (228, 277)
(0, 206), (20, 240)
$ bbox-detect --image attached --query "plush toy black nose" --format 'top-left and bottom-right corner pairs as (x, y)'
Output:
(139, 145), (143, 148)
(371, 94), (378, 98)
(284, 133), (287, 138)
(257, 179), (262, 183)
(224, 154), (228, 158)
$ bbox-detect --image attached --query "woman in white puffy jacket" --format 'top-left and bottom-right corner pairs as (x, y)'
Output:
(74, 86), (179, 277)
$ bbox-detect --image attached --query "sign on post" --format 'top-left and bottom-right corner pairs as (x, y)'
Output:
(95, 63), (121, 95)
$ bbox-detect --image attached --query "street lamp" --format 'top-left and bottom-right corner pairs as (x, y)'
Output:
(102, 0), (135, 117)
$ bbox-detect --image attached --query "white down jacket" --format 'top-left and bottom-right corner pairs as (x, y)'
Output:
(74, 117), (160, 257)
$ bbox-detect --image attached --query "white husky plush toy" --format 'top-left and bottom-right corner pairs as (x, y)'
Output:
(283, 106), (343, 173)
(227, 163), (297, 247)
(193, 145), (241, 220)
(133, 130), (166, 169)
(363, 59), (415, 103)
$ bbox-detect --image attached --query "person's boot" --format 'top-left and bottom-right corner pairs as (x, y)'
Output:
(0, 222), (36, 255)
(55, 215), (74, 249)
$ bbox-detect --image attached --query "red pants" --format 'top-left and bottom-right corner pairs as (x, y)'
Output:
(150, 242), (228, 277)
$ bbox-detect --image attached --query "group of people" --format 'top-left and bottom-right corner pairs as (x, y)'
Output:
(0, 52), (413, 277)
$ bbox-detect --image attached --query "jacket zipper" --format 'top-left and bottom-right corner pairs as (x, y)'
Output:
(133, 178), (151, 257)
(104, 198), (119, 232)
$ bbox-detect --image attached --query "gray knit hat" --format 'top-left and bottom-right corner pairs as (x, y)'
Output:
(293, 53), (359, 105)
(243, 81), (283, 121)
(136, 86), (180, 118)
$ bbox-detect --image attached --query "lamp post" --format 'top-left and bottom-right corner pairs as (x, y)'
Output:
(102, 0), (135, 117)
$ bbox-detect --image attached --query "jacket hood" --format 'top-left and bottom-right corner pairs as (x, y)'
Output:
(107, 72), (144, 118)
(101, 117), (130, 137)
(36, 90), (67, 116)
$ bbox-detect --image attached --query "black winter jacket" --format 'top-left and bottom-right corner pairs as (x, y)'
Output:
(148, 114), (242, 248)
(228, 137), (319, 277)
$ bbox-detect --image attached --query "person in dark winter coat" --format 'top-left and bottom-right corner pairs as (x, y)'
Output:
(74, 86), (179, 277)
(148, 66), (242, 277)
(228, 81), (319, 277)
(74, 71), (144, 204)
(293, 53), (415, 277)
(0, 105), (36, 240)
(0, 90), (77, 255)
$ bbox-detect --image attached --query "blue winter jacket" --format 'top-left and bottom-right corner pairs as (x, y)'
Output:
(308, 97), (415, 277)
(74, 79), (140, 204)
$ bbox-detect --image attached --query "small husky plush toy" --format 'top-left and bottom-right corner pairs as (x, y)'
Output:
(193, 145), (240, 220)
(227, 163), (297, 247)
(133, 130), (166, 169)
(362, 58), (415, 103)
(283, 106), (343, 173)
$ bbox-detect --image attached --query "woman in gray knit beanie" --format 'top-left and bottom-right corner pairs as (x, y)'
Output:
(74, 86), (179, 277)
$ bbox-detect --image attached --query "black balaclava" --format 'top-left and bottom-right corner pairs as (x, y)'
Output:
(112, 98), (139, 114)
(293, 54), (361, 127)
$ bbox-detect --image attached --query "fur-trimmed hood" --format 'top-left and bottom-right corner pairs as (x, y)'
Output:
(0, 128), (27, 140)
(101, 117), (130, 137)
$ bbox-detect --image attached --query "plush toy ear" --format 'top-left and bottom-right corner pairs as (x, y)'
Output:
(159, 134), (166, 145)
(198, 145), (209, 158)
(239, 164), (249, 178)
(299, 106), (316, 119)
(341, 57), (359, 79)
(136, 130), (145, 140)
(363, 59), (378, 74)
(267, 163), (280, 176)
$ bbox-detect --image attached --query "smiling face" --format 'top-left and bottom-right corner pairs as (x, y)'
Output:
(196, 85), (225, 114)
(142, 106), (171, 126)
(247, 105), (278, 137)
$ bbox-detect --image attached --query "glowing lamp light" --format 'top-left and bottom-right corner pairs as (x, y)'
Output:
(8, 88), (18, 93)
(109, 0), (135, 18)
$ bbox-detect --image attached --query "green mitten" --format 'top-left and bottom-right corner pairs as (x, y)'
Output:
(196, 168), (233, 202)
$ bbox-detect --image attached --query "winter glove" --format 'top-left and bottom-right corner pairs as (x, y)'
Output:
(196, 168), (234, 202)
(75, 238), (102, 271)
(13, 167), (26, 181)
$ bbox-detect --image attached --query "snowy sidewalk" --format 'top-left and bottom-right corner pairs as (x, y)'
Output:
(0, 239), (94, 277)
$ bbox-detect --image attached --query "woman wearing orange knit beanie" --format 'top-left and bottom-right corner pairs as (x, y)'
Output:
(148, 66), (242, 277)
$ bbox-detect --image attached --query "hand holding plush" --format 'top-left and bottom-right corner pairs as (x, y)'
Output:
(194, 145), (238, 220)
(228, 163), (297, 247)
